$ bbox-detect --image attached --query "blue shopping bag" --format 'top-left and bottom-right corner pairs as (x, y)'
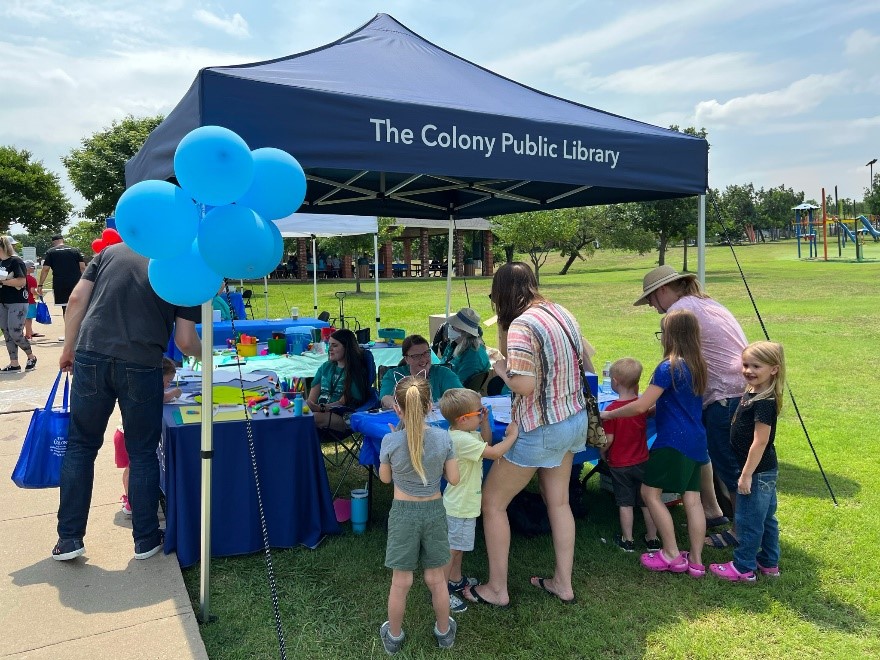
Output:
(35, 297), (52, 325)
(11, 371), (70, 488)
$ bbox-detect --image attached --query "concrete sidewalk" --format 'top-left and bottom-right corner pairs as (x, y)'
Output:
(1, 333), (207, 659)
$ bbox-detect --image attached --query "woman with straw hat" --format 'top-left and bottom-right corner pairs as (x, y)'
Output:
(634, 265), (747, 548)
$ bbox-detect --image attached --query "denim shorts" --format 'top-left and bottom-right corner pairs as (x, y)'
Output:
(384, 499), (449, 570)
(446, 515), (476, 551)
(504, 409), (587, 469)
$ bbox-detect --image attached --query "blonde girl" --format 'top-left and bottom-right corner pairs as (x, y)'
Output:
(0, 235), (37, 372)
(378, 376), (460, 653)
(711, 341), (785, 582)
(600, 309), (709, 577)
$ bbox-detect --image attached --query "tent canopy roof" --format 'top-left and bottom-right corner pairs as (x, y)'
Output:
(126, 13), (708, 219)
(273, 213), (377, 238)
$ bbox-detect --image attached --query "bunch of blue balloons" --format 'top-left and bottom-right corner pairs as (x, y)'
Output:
(114, 126), (306, 306)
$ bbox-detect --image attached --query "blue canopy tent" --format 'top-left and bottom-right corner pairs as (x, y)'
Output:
(126, 13), (708, 621)
(127, 14), (707, 216)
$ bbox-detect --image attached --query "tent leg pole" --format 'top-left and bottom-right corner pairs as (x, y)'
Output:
(445, 217), (454, 318)
(312, 237), (318, 317)
(199, 301), (214, 623)
(698, 194), (706, 287)
(374, 233), (380, 337)
(263, 276), (269, 319)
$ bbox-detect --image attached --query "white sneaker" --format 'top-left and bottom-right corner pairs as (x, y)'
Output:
(449, 592), (468, 613)
(120, 494), (132, 517)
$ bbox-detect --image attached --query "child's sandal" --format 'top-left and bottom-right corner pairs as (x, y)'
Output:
(710, 561), (756, 582)
(757, 563), (780, 577)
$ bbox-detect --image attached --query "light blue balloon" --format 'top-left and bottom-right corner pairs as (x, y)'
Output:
(236, 148), (307, 220)
(115, 180), (199, 259)
(250, 218), (285, 277)
(198, 205), (276, 279)
(174, 126), (254, 207)
(148, 240), (223, 307)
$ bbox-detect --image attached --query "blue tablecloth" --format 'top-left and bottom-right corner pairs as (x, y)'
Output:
(160, 407), (340, 567)
(352, 396), (655, 470)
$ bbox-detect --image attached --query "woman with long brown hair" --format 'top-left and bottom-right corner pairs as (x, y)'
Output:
(464, 262), (592, 608)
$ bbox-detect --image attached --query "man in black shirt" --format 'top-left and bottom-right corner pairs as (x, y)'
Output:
(52, 243), (202, 562)
(37, 234), (85, 317)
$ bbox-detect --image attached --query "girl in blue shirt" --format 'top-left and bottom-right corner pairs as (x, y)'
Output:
(600, 309), (709, 577)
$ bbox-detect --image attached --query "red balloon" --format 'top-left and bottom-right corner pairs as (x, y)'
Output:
(102, 228), (123, 245)
(91, 239), (107, 253)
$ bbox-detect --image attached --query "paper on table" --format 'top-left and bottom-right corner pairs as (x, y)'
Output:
(482, 395), (512, 423)
(210, 369), (271, 383)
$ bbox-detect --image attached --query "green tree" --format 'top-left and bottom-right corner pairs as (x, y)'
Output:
(0, 146), (72, 234)
(863, 172), (879, 215)
(63, 115), (163, 222)
(558, 204), (654, 274)
(492, 209), (578, 284)
(66, 220), (104, 258)
(717, 183), (758, 243)
(757, 185), (803, 239)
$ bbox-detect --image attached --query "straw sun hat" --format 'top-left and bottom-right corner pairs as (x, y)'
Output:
(633, 265), (697, 306)
(448, 308), (481, 336)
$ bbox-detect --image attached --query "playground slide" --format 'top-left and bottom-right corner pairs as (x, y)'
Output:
(858, 216), (880, 240)
(838, 222), (857, 244)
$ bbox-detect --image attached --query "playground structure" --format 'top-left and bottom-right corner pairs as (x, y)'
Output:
(792, 192), (878, 262)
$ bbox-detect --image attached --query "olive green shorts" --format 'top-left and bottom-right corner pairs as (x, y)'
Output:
(643, 447), (703, 493)
(384, 499), (450, 571)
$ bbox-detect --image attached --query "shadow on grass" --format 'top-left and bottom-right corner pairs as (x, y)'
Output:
(776, 460), (859, 499)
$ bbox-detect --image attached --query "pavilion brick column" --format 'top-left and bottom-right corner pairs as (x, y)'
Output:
(381, 240), (393, 278)
(454, 229), (464, 276)
(420, 229), (430, 277)
(297, 239), (308, 280)
(403, 238), (413, 277)
(342, 254), (353, 279)
(483, 231), (494, 276)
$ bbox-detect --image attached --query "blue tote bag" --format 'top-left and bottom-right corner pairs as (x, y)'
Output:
(35, 297), (52, 325)
(11, 371), (70, 488)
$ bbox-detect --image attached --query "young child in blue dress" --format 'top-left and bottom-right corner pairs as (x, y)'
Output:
(378, 376), (460, 654)
(711, 341), (785, 582)
(600, 309), (709, 577)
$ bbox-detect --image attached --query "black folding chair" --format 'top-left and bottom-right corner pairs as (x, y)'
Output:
(241, 289), (254, 319)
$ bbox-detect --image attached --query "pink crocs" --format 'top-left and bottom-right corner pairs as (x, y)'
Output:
(757, 563), (780, 577)
(710, 561), (756, 582)
(641, 550), (688, 573)
(682, 551), (705, 578)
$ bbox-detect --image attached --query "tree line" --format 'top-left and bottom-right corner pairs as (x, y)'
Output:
(3, 117), (879, 280)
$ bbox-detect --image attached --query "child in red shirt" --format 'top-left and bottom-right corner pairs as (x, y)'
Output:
(601, 358), (659, 552)
(24, 261), (39, 340)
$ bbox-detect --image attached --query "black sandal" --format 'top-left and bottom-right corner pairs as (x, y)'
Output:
(1, 364), (22, 372)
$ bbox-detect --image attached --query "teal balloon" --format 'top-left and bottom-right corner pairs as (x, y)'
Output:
(148, 240), (222, 307)
(198, 205), (276, 279)
(236, 148), (307, 220)
(115, 180), (199, 259)
(174, 126), (254, 206)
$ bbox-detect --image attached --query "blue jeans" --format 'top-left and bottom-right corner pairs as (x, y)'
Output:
(733, 469), (779, 573)
(703, 398), (741, 492)
(58, 350), (164, 549)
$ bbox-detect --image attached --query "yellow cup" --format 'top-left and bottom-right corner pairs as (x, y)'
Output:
(236, 342), (258, 357)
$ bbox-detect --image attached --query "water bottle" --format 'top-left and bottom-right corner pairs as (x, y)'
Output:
(486, 404), (494, 429)
(293, 393), (304, 417)
(601, 361), (612, 394)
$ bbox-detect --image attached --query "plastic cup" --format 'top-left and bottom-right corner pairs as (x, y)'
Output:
(212, 309), (221, 323)
(350, 488), (368, 533)
(333, 498), (351, 523)
(291, 306), (299, 319)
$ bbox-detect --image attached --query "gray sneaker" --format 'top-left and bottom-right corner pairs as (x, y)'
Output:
(449, 592), (467, 613)
(379, 621), (404, 655)
(433, 616), (457, 649)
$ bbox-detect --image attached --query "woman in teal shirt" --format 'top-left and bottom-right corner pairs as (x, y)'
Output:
(307, 329), (369, 431)
(441, 308), (490, 387)
(211, 285), (233, 321)
(379, 334), (462, 409)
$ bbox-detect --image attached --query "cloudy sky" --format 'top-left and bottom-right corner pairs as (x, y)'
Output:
(2, 0), (878, 228)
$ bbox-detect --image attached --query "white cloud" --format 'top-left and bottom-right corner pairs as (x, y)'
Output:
(694, 73), (846, 126)
(193, 9), (250, 38)
(556, 52), (779, 95)
(844, 28), (880, 56)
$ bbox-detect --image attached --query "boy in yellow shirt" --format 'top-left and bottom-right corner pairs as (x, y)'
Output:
(439, 388), (518, 612)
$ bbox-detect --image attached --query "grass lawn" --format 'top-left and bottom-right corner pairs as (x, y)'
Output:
(183, 239), (880, 659)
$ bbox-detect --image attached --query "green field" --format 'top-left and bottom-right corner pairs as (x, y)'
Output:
(184, 239), (880, 659)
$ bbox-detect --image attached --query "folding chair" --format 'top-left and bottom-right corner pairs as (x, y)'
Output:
(317, 348), (379, 498)
(241, 289), (254, 319)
